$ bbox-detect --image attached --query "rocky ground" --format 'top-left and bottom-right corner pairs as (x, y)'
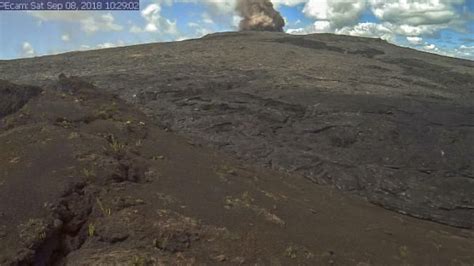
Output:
(1, 75), (473, 265)
(0, 32), (473, 264)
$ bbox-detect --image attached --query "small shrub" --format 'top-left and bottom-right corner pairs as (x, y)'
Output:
(88, 223), (95, 237)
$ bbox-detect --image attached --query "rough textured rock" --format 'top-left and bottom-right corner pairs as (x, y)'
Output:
(1, 77), (473, 265)
(0, 31), (473, 228)
(0, 80), (42, 119)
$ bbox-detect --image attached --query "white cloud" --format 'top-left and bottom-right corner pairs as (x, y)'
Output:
(406, 36), (423, 45)
(97, 40), (125, 49)
(459, 45), (474, 52)
(132, 3), (178, 35)
(336, 22), (394, 41)
(272, 0), (306, 7)
(287, 21), (394, 41)
(367, 0), (469, 39)
(77, 41), (126, 51)
(313, 20), (332, 32)
(291, 0), (467, 37)
(286, 21), (331, 34)
(423, 43), (437, 50)
(413, 44), (472, 59)
(179, 0), (305, 14)
(21, 42), (35, 57)
(188, 0), (236, 14)
(286, 27), (306, 34)
(303, 0), (366, 29)
(191, 24), (213, 37)
(61, 34), (70, 42)
(22, 0), (473, 61)
(369, 0), (463, 26)
(201, 13), (214, 24)
(29, 11), (123, 34)
(142, 4), (161, 32)
(454, 45), (474, 58)
(129, 25), (142, 33)
(284, 0), (471, 60)
(393, 23), (446, 36)
(81, 13), (123, 33)
(79, 44), (91, 50)
(28, 11), (89, 22)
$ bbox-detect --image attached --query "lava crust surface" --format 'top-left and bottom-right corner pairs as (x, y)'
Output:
(1, 32), (472, 228)
(0, 32), (473, 264)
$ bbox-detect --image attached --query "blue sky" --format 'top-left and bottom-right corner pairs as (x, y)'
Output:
(0, 0), (473, 60)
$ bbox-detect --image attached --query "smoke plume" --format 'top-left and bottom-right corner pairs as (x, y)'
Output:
(236, 0), (285, 32)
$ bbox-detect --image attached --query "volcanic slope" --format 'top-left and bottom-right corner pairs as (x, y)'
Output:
(0, 76), (473, 265)
(1, 31), (473, 229)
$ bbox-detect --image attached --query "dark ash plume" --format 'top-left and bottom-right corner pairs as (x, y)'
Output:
(236, 0), (285, 32)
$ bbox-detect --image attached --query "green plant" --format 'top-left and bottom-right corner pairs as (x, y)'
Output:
(83, 168), (95, 178)
(151, 155), (165, 160)
(96, 198), (111, 216)
(88, 223), (95, 237)
(135, 139), (143, 147)
(285, 246), (297, 259)
(108, 135), (126, 153)
(132, 255), (147, 266)
(97, 103), (118, 119)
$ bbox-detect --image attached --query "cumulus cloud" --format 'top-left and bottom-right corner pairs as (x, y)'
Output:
(61, 34), (70, 42)
(22, 0), (472, 60)
(29, 12), (123, 34)
(287, 0), (469, 34)
(128, 3), (178, 35)
(201, 13), (215, 24)
(81, 13), (123, 33)
(459, 45), (474, 52)
(97, 40), (125, 49)
(392, 24), (441, 36)
(77, 40), (126, 51)
(21, 42), (35, 57)
(370, 0), (467, 38)
(336, 22), (394, 41)
(369, 0), (463, 26)
(272, 0), (305, 6)
(188, 22), (214, 37)
(455, 45), (474, 58)
(282, 0), (472, 60)
(303, 0), (366, 29)
(423, 43), (437, 50)
(143, 4), (168, 32)
(188, 0), (236, 14)
(406, 36), (423, 45)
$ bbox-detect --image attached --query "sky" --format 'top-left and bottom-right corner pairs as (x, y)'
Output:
(0, 0), (473, 60)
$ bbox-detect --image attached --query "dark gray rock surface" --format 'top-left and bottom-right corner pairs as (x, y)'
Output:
(1, 31), (473, 228)
(0, 80), (41, 119)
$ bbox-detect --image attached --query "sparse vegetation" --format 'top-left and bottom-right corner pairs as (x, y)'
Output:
(9, 156), (20, 164)
(132, 255), (147, 266)
(68, 132), (80, 139)
(96, 198), (112, 216)
(135, 139), (143, 147)
(285, 246), (297, 259)
(151, 155), (165, 160)
(1, 32), (473, 265)
(83, 168), (95, 179)
(18, 218), (48, 248)
(97, 102), (118, 120)
(55, 117), (73, 128)
(88, 223), (95, 237)
(224, 192), (285, 226)
(105, 134), (127, 154)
